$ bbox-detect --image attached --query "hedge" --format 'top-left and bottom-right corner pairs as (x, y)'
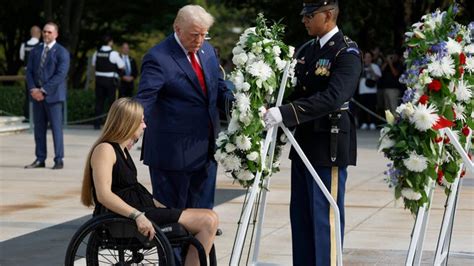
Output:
(0, 86), (97, 124)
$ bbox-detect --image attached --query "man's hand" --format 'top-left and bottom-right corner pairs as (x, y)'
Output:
(264, 107), (282, 129)
(122, 75), (134, 82)
(30, 88), (45, 101)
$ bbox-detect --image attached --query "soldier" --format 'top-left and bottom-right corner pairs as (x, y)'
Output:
(264, 0), (362, 265)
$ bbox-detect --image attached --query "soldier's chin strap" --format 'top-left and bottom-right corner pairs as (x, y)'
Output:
(329, 101), (349, 162)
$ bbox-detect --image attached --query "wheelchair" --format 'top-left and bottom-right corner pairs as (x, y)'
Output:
(65, 213), (216, 265)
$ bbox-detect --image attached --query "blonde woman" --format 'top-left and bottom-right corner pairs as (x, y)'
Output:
(81, 98), (218, 266)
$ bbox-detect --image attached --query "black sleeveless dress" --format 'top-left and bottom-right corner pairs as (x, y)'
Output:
(93, 141), (182, 225)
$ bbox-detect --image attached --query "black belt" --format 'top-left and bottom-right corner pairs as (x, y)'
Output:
(329, 102), (349, 162)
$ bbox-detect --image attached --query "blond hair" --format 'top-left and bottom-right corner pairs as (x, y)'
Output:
(173, 4), (214, 30)
(81, 98), (144, 207)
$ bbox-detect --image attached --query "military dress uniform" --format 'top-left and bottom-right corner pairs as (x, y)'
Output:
(278, 29), (362, 265)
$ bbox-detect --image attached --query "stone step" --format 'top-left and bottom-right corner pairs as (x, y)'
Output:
(0, 116), (29, 135)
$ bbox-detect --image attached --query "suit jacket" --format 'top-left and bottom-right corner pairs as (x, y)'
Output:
(26, 42), (70, 103)
(279, 31), (362, 167)
(136, 35), (234, 171)
(121, 55), (138, 79)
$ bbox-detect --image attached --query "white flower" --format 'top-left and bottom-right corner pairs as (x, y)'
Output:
(465, 56), (474, 73)
(385, 110), (395, 125)
(272, 160), (281, 168)
(410, 103), (438, 131)
(378, 127), (395, 152)
(236, 169), (254, 181)
(445, 37), (462, 55)
(288, 46), (295, 57)
(396, 102), (415, 119)
(242, 82), (251, 92)
(232, 46), (244, 55)
(214, 149), (226, 162)
(453, 103), (466, 122)
(225, 143), (236, 153)
(232, 52), (248, 66)
(239, 112), (252, 126)
(280, 133), (287, 143)
(228, 114), (241, 133)
(427, 54), (455, 77)
(246, 151), (259, 161)
(258, 106), (266, 118)
(223, 155), (241, 171)
(235, 134), (252, 150)
(236, 93), (251, 113)
(401, 188), (423, 201)
(251, 42), (263, 54)
(464, 44), (474, 54)
(447, 80), (455, 93)
(275, 57), (287, 71)
(247, 60), (273, 81)
(413, 30), (426, 39)
(231, 71), (244, 90)
(246, 52), (257, 66)
(272, 46), (281, 57)
(216, 132), (228, 147)
(418, 70), (433, 85)
(455, 80), (472, 102)
(403, 151), (428, 172)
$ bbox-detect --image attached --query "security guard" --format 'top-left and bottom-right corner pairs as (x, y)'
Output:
(264, 0), (362, 265)
(92, 35), (125, 129)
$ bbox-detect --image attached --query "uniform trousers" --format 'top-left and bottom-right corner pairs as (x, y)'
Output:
(95, 76), (117, 127)
(290, 156), (347, 266)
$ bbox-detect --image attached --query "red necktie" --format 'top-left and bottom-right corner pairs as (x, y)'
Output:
(188, 52), (207, 95)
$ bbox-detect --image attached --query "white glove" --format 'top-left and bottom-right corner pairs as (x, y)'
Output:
(264, 107), (283, 129)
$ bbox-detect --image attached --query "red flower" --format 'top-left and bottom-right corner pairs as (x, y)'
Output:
(419, 94), (429, 104)
(460, 53), (466, 65)
(434, 136), (443, 143)
(432, 116), (454, 130)
(428, 79), (442, 92)
(456, 35), (463, 42)
(460, 169), (466, 178)
(462, 125), (470, 136)
(458, 66), (464, 76)
(437, 169), (444, 185)
(443, 137), (450, 144)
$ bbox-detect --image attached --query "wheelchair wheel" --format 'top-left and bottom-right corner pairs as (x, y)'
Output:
(65, 214), (175, 266)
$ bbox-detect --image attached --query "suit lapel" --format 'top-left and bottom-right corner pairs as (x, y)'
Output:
(169, 37), (206, 98)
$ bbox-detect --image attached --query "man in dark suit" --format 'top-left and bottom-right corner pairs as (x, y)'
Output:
(119, 42), (138, 98)
(25, 22), (70, 170)
(136, 4), (234, 209)
(264, 0), (362, 265)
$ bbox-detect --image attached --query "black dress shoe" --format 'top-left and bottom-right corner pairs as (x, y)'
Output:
(25, 160), (45, 169)
(52, 161), (64, 170)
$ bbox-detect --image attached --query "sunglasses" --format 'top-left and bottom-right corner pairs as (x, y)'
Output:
(303, 8), (335, 20)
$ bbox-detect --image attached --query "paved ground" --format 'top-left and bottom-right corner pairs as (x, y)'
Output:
(0, 127), (473, 265)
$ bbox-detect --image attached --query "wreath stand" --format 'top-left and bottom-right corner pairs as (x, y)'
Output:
(229, 63), (344, 266)
(406, 129), (473, 266)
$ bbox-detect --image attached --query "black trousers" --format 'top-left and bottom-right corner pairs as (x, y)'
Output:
(119, 81), (135, 98)
(94, 76), (117, 127)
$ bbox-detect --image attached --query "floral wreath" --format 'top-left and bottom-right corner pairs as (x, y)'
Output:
(379, 4), (473, 214)
(214, 14), (297, 188)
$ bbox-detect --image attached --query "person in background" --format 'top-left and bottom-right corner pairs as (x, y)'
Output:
(92, 35), (125, 129)
(25, 22), (70, 170)
(119, 42), (138, 98)
(136, 4), (234, 210)
(81, 98), (218, 265)
(264, 0), (362, 265)
(379, 52), (404, 114)
(357, 51), (381, 130)
(19, 25), (42, 121)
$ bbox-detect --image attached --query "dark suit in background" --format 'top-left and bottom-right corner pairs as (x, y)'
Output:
(119, 42), (138, 98)
(25, 22), (70, 169)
